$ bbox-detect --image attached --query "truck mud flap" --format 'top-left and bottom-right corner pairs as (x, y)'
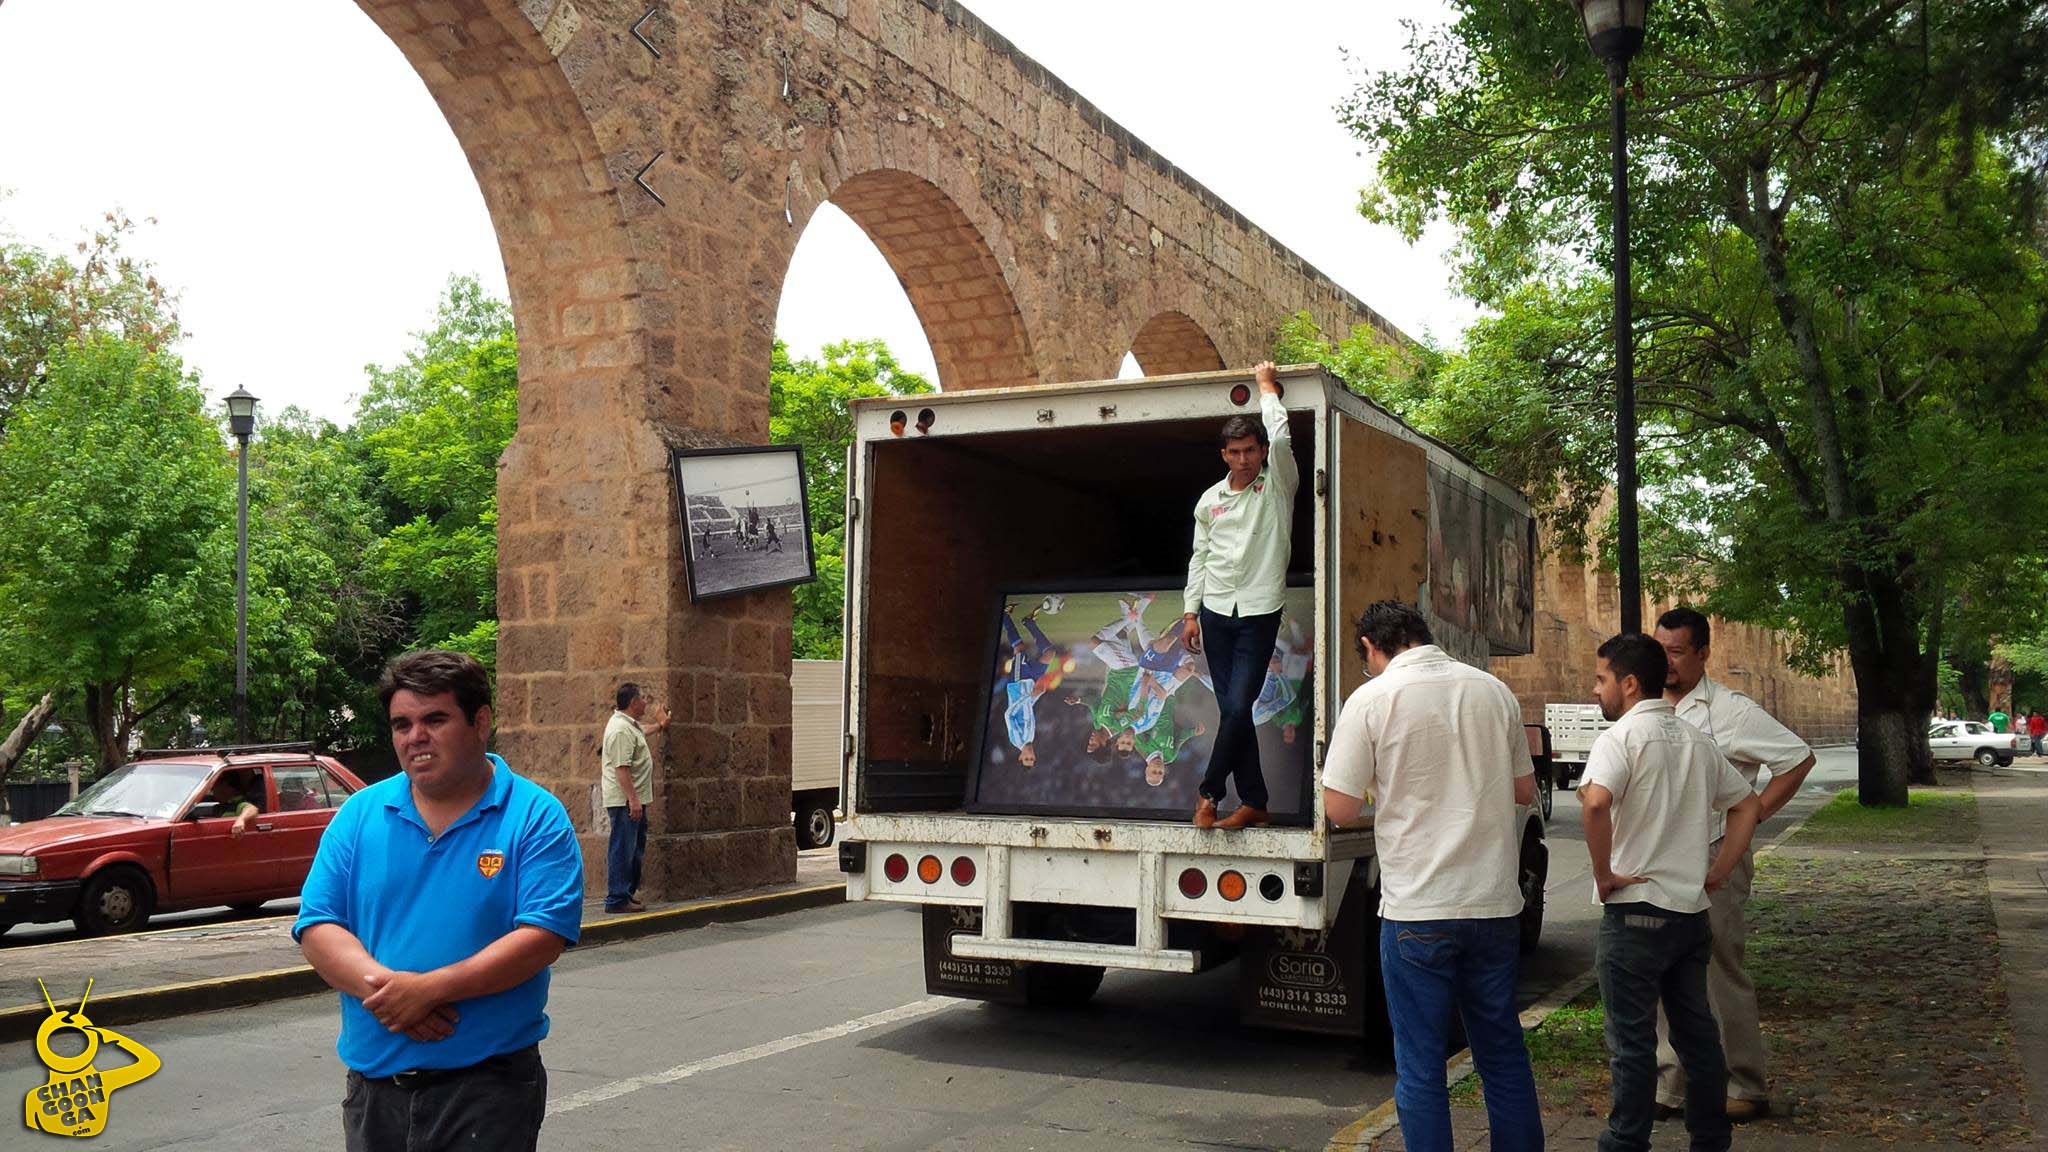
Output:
(1236, 875), (1381, 1038)
(922, 905), (1029, 1004)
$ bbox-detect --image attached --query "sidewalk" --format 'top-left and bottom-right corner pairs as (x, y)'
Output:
(1, 849), (844, 1042)
(1355, 768), (2048, 1151)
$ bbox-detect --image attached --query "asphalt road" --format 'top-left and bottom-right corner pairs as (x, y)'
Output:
(4, 748), (1856, 1151)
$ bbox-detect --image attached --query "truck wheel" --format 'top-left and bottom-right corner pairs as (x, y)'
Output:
(794, 797), (835, 849)
(1538, 770), (1555, 822)
(75, 866), (154, 936)
(1976, 748), (1999, 768)
(1023, 962), (1105, 1007)
(1517, 838), (1547, 955)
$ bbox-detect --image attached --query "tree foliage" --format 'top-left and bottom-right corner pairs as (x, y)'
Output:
(1344, 0), (2048, 802)
(770, 338), (933, 659)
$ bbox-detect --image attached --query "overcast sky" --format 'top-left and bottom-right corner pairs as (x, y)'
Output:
(0, 0), (1466, 424)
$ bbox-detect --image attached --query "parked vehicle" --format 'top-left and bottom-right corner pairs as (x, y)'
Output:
(791, 659), (843, 848)
(1927, 720), (2017, 768)
(1544, 702), (1611, 792)
(0, 743), (366, 935)
(833, 365), (1546, 1043)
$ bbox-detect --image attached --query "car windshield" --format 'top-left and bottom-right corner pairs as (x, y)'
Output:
(55, 762), (214, 820)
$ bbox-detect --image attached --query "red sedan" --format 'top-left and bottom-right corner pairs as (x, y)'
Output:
(0, 746), (368, 935)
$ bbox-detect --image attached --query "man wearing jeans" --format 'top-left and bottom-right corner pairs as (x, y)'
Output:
(601, 683), (668, 914)
(1580, 633), (1761, 1152)
(1322, 601), (1541, 1152)
(1184, 360), (1298, 830)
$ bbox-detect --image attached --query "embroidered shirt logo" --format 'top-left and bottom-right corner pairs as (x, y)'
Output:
(477, 850), (506, 879)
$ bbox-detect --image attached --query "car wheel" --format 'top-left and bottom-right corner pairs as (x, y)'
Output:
(794, 800), (835, 850)
(75, 866), (155, 936)
(1518, 836), (1547, 955)
(229, 901), (270, 914)
(1976, 748), (2000, 768)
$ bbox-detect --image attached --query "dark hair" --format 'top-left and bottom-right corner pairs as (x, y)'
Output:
(1656, 606), (1711, 652)
(1354, 600), (1433, 661)
(1597, 633), (1669, 698)
(1218, 414), (1268, 449)
(378, 649), (492, 723)
(616, 682), (644, 711)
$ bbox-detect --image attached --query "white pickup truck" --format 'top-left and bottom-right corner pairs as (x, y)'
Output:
(833, 366), (1547, 1041)
(1543, 702), (1611, 794)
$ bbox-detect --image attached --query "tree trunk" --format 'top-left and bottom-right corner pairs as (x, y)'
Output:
(0, 691), (58, 785)
(1843, 564), (1934, 805)
(84, 682), (122, 773)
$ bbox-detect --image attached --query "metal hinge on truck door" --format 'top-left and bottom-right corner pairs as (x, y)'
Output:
(849, 496), (861, 522)
(1315, 468), (1327, 496)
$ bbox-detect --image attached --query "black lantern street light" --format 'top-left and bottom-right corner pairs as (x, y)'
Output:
(1571, 0), (1649, 633)
(224, 386), (258, 742)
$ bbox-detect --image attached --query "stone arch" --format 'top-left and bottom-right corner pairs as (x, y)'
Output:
(823, 168), (1038, 391)
(1128, 310), (1226, 376)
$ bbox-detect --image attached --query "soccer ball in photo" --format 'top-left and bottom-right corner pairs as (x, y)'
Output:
(1035, 595), (1066, 616)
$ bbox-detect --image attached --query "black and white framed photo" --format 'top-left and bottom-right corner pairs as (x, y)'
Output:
(670, 444), (817, 601)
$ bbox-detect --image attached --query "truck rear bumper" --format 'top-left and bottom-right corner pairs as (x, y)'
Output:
(950, 935), (1199, 973)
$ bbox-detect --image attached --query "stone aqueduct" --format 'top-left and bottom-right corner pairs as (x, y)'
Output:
(361, 0), (1854, 900)
(362, 0), (1401, 897)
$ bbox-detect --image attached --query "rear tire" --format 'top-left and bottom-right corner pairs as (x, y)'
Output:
(793, 795), (835, 849)
(75, 866), (155, 936)
(1023, 962), (1105, 1007)
(1976, 748), (2000, 768)
(1518, 836), (1547, 955)
(1538, 769), (1555, 822)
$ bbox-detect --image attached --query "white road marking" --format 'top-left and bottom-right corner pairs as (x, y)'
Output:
(545, 997), (956, 1117)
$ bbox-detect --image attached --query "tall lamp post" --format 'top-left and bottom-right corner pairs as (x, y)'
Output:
(224, 387), (258, 742)
(1571, 0), (1649, 633)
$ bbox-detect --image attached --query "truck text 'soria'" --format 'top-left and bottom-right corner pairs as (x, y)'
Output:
(835, 366), (1546, 1039)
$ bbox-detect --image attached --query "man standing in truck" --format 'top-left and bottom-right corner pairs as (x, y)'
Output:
(1184, 361), (1297, 830)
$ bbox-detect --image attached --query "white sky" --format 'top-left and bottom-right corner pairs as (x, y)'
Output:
(0, 0), (1467, 424)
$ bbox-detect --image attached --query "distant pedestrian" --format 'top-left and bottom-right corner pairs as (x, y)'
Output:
(1990, 706), (2011, 734)
(1323, 600), (1542, 1152)
(295, 649), (584, 1152)
(603, 683), (669, 914)
(1653, 607), (1814, 1121)
(2028, 711), (2045, 757)
(1581, 633), (1761, 1152)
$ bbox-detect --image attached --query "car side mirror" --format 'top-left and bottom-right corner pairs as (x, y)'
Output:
(188, 802), (223, 821)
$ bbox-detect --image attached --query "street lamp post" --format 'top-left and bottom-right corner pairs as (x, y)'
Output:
(1571, 0), (1649, 634)
(224, 387), (258, 743)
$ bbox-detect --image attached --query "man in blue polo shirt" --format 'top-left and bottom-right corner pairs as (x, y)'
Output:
(295, 649), (583, 1151)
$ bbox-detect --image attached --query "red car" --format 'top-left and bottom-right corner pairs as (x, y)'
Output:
(0, 745), (368, 935)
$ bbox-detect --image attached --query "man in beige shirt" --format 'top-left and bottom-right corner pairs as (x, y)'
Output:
(602, 683), (669, 913)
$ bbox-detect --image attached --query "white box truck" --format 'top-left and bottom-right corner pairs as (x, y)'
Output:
(791, 659), (844, 848)
(833, 366), (1546, 1039)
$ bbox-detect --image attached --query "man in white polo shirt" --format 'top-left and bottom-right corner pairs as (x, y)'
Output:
(1580, 632), (1761, 1152)
(1183, 360), (1299, 830)
(1322, 601), (1540, 1152)
(1652, 607), (1814, 1120)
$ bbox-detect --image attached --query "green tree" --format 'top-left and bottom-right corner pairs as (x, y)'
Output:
(769, 338), (934, 658)
(0, 337), (234, 770)
(1344, 0), (2048, 803)
(357, 276), (517, 667)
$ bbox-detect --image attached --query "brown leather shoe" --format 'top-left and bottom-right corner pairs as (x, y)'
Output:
(1194, 797), (1218, 829)
(1723, 1097), (1770, 1123)
(605, 900), (647, 915)
(1215, 805), (1270, 830)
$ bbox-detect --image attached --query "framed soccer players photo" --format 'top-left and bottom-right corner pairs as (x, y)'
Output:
(964, 581), (1316, 823)
(670, 444), (817, 602)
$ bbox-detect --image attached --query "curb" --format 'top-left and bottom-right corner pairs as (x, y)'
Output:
(1323, 796), (1828, 1150)
(0, 881), (846, 1045)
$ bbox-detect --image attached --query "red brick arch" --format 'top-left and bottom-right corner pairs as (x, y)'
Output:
(826, 169), (1037, 391)
(1128, 310), (1226, 376)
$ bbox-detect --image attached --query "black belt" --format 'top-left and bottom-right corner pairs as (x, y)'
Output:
(376, 1044), (538, 1088)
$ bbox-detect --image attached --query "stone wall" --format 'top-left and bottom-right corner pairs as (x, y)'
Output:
(1491, 534), (1860, 747)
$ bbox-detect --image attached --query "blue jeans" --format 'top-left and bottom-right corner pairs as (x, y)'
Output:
(1196, 607), (1281, 809)
(1598, 905), (1728, 1152)
(1380, 916), (1543, 1152)
(605, 806), (646, 909)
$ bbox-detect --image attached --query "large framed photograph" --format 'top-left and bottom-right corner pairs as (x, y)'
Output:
(670, 445), (817, 602)
(966, 582), (1316, 823)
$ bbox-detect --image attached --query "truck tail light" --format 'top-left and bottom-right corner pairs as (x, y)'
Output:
(1177, 868), (1207, 899)
(883, 853), (909, 883)
(950, 856), (976, 886)
(916, 855), (943, 884)
(1217, 870), (1247, 902)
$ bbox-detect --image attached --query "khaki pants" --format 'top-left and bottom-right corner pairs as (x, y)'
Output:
(1654, 844), (1768, 1105)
